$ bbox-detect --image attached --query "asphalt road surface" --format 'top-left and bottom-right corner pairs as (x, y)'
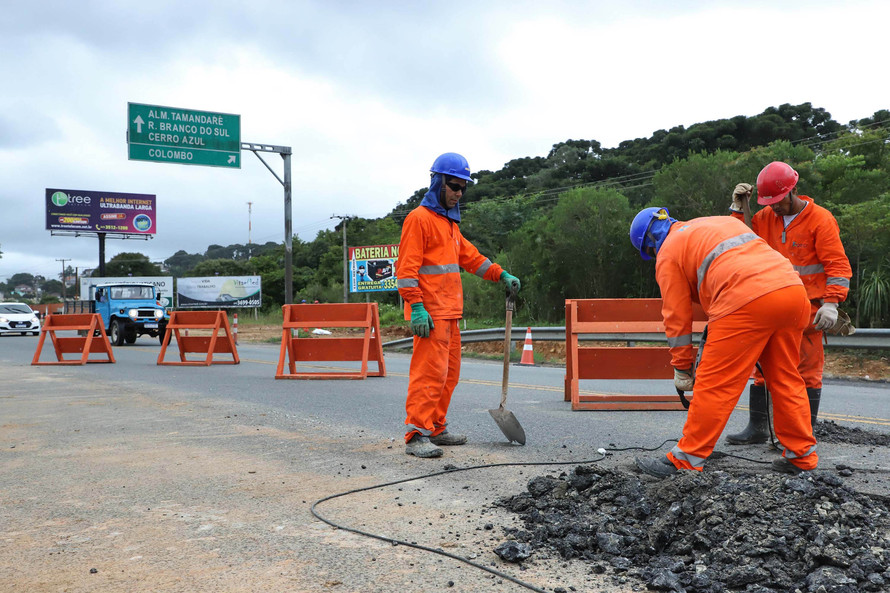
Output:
(3, 334), (889, 592)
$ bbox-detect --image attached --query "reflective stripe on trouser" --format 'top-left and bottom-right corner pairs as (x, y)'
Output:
(405, 319), (461, 443)
(753, 301), (825, 389)
(670, 284), (818, 472)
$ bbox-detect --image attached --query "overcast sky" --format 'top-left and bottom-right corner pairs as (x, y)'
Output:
(1, 0), (887, 284)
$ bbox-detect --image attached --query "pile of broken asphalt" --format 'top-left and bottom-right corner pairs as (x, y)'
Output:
(494, 421), (890, 592)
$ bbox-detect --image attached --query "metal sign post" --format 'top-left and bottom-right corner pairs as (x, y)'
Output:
(242, 142), (293, 305)
(123, 103), (294, 304)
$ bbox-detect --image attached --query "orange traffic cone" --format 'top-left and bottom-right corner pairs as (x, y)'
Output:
(519, 327), (535, 366)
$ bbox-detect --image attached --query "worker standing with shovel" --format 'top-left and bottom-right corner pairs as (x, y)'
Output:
(397, 152), (521, 458)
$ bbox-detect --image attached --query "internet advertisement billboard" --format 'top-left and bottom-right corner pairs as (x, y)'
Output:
(349, 244), (398, 293)
(177, 276), (262, 308)
(46, 188), (157, 235)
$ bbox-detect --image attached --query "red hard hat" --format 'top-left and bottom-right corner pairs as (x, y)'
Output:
(756, 161), (799, 205)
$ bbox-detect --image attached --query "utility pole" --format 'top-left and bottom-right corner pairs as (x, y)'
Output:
(56, 258), (69, 300)
(330, 215), (353, 303)
(246, 201), (253, 244)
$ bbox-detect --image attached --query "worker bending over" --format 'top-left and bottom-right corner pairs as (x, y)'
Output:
(397, 152), (521, 458)
(726, 162), (851, 445)
(629, 208), (817, 477)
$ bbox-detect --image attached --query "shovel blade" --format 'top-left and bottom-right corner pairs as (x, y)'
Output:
(488, 407), (526, 445)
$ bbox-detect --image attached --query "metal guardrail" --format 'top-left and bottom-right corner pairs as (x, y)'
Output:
(382, 327), (890, 350)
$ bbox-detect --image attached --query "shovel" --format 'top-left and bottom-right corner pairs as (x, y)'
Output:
(488, 293), (527, 445)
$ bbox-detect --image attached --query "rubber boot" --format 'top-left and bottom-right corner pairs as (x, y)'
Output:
(725, 384), (769, 445)
(807, 388), (821, 429)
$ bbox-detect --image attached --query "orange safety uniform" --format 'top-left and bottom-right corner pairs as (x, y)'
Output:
(732, 196), (851, 388)
(397, 204), (503, 442)
(657, 216), (817, 472)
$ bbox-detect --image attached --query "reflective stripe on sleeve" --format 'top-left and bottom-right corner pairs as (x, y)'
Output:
(667, 334), (693, 348)
(826, 276), (850, 288)
(475, 259), (492, 278)
(419, 264), (460, 275)
(397, 278), (419, 288)
(697, 233), (758, 290)
(794, 263), (825, 276)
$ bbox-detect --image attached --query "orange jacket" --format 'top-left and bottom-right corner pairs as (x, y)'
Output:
(732, 196), (850, 303)
(656, 216), (803, 369)
(397, 205), (503, 319)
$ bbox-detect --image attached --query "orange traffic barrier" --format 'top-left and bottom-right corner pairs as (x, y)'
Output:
(31, 313), (115, 365)
(519, 327), (535, 366)
(564, 299), (706, 410)
(276, 303), (385, 380)
(157, 311), (239, 366)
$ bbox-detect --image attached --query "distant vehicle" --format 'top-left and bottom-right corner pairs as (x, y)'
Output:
(65, 283), (169, 346)
(0, 302), (41, 336)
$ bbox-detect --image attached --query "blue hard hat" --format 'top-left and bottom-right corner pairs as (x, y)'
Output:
(629, 207), (675, 260)
(430, 152), (473, 182)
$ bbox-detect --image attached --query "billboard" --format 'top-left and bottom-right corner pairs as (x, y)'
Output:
(46, 188), (157, 235)
(177, 276), (261, 308)
(349, 244), (398, 293)
(79, 276), (174, 307)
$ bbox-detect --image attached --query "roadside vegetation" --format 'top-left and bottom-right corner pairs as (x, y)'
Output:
(4, 103), (889, 330)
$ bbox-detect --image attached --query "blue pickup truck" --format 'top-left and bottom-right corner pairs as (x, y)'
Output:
(65, 282), (169, 346)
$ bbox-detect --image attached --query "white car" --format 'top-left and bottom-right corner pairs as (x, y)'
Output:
(0, 302), (41, 336)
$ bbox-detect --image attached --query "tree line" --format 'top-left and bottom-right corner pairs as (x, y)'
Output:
(6, 103), (889, 327)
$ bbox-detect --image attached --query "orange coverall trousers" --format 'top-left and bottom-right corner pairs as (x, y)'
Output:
(668, 285), (818, 472)
(405, 319), (461, 442)
(753, 301), (825, 388)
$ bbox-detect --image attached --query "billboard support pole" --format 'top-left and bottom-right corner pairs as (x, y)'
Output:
(241, 142), (293, 305)
(98, 233), (106, 277)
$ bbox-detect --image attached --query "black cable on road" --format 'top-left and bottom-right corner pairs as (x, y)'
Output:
(310, 454), (609, 593)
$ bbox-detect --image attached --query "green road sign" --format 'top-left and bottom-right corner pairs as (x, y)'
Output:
(127, 103), (241, 169)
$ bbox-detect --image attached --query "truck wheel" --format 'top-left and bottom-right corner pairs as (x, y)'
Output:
(110, 320), (125, 346)
(158, 328), (166, 345)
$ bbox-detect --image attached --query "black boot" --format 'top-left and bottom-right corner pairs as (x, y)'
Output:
(807, 388), (821, 428)
(726, 384), (769, 445)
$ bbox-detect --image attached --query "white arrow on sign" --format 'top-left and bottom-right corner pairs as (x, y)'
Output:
(227, 155), (237, 164)
(133, 115), (144, 133)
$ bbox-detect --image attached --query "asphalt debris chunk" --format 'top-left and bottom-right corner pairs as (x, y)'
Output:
(497, 464), (890, 592)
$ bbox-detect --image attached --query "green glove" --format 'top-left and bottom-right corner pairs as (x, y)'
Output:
(410, 302), (435, 338)
(500, 271), (521, 297)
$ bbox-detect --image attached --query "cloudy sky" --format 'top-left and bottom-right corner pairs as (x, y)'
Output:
(1, 1), (887, 285)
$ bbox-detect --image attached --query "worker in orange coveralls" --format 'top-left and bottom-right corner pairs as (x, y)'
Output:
(629, 207), (817, 477)
(725, 162), (852, 445)
(397, 152), (521, 458)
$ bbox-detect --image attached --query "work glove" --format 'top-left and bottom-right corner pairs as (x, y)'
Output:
(410, 302), (435, 338)
(813, 302), (839, 331)
(500, 271), (521, 298)
(730, 183), (754, 213)
(674, 367), (694, 392)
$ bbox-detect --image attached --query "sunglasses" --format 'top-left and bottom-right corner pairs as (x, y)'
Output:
(445, 181), (467, 194)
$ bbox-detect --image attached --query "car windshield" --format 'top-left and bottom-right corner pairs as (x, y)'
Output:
(0, 304), (34, 315)
(107, 286), (154, 300)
